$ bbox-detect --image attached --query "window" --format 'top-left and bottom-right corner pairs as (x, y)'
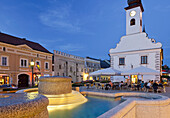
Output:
(2, 57), (7, 66)
(20, 59), (27, 67)
(52, 66), (54, 71)
(37, 54), (39, 57)
(130, 19), (135, 26)
(45, 62), (49, 69)
(81, 69), (83, 72)
(70, 67), (72, 72)
(59, 65), (62, 69)
(141, 56), (148, 64)
(36, 61), (40, 66)
(3, 47), (6, 52)
(36, 61), (41, 70)
(119, 58), (125, 65)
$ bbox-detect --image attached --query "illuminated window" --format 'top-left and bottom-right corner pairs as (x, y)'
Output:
(141, 56), (148, 64)
(119, 58), (125, 65)
(130, 18), (135, 26)
(2, 57), (7, 66)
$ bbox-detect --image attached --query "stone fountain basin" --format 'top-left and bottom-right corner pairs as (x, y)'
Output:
(17, 88), (88, 107)
(38, 76), (72, 95)
(0, 93), (49, 118)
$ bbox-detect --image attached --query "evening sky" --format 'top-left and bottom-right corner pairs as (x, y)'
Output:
(0, 0), (169, 65)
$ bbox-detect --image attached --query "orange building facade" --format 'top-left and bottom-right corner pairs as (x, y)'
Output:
(0, 32), (52, 87)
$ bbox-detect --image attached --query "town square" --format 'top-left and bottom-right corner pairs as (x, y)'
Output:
(0, 0), (170, 118)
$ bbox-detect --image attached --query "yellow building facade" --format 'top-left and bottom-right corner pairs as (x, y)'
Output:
(0, 32), (52, 87)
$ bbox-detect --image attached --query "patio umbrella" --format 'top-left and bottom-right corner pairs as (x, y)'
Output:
(121, 66), (160, 75)
(89, 67), (121, 76)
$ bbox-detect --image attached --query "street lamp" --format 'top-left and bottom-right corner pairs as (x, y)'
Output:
(30, 59), (35, 87)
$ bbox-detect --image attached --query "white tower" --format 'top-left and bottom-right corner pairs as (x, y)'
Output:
(125, 0), (144, 35)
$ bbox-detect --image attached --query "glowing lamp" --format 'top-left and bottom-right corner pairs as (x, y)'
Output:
(30, 59), (35, 87)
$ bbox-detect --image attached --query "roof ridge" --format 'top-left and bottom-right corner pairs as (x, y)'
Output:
(0, 32), (52, 54)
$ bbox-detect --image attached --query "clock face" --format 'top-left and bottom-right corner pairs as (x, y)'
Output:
(130, 10), (136, 17)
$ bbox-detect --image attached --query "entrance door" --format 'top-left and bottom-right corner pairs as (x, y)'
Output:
(18, 74), (29, 88)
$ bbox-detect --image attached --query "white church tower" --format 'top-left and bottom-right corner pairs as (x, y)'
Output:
(125, 0), (143, 35)
(109, 0), (163, 82)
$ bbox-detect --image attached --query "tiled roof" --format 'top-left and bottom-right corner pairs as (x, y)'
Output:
(0, 32), (51, 54)
(100, 60), (110, 68)
(86, 57), (110, 68)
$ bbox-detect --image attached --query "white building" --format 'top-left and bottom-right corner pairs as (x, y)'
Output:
(109, 0), (163, 82)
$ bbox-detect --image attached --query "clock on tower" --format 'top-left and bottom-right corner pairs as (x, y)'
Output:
(125, 0), (144, 35)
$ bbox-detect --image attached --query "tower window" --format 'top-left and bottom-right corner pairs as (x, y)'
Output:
(130, 19), (135, 26)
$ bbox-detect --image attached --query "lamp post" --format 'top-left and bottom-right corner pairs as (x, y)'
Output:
(30, 59), (35, 87)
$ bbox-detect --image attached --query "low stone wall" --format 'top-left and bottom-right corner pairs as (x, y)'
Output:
(82, 91), (170, 118)
(0, 93), (49, 118)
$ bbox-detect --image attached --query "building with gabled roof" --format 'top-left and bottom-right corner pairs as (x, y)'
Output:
(109, 0), (163, 82)
(0, 32), (52, 87)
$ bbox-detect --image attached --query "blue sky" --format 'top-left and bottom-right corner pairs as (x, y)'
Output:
(0, 0), (169, 65)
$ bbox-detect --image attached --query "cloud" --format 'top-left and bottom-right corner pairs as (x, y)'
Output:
(39, 4), (81, 33)
(57, 44), (84, 52)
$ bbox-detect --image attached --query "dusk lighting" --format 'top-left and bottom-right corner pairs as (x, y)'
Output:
(0, 0), (170, 118)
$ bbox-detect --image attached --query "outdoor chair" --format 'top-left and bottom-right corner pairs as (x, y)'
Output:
(105, 84), (111, 90)
(90, 84), (94, 89)
(146, 87), (153, 92)
(95, 84), (98, 89)
(83, 84), (87, 89)
(157, 86), (166, 93)
(121, 83), (128, 90)
(101, 84), (105, 90)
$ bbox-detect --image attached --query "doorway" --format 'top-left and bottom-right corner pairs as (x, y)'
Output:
(18, 74), (29, 88)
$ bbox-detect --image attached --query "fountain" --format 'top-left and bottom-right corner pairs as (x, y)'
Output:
(38, 76), (87, 109)
(16, 76), (87, 110)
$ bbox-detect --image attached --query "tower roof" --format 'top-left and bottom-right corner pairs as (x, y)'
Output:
(125, 0), (144, 12)
(128, 0), (141, 6)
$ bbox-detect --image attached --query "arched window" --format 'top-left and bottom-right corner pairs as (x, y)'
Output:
(130, 18), (135, 26)
(3, 47), (6, 51)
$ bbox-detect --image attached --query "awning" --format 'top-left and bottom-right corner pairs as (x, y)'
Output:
(121, 66), (160, 75)
(89, 67), (121, 76)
